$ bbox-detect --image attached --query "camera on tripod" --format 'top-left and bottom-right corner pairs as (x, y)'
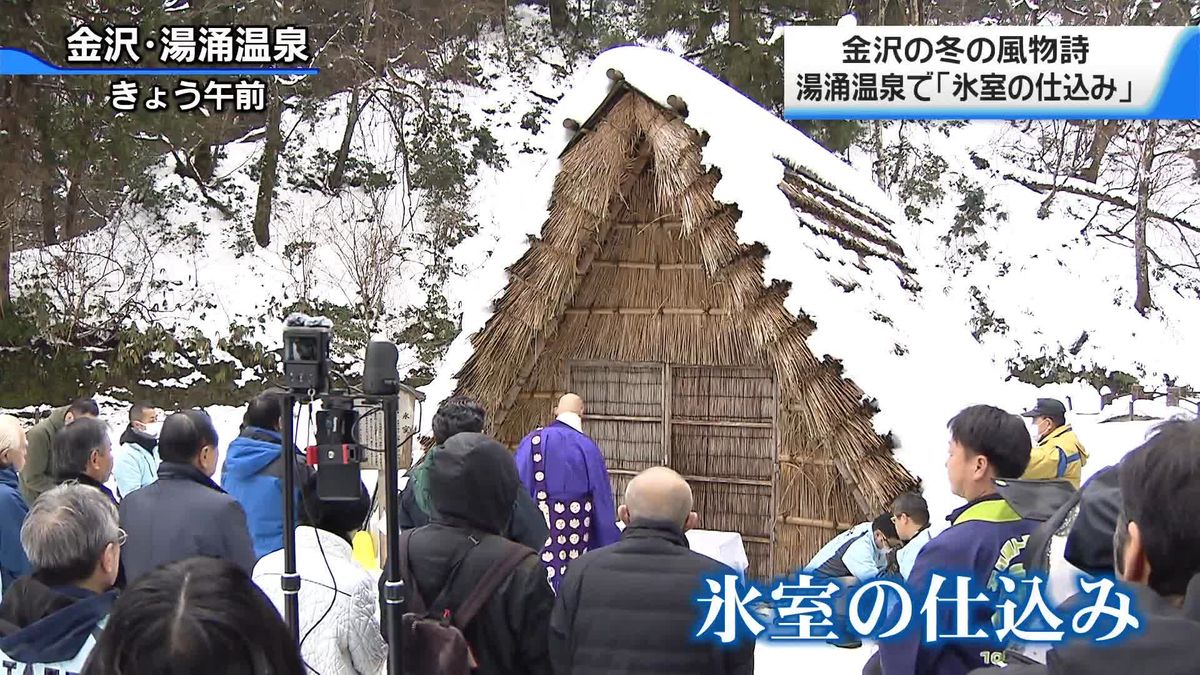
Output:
(283, 314), (365, 501)
(276, 314), (423, 674)
(282, 313), (333, 393)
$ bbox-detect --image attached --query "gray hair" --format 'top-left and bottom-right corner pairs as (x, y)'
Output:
(0, 415), (24, 470)
(50, 417), (109, 480)
(21, 483), (119, 583)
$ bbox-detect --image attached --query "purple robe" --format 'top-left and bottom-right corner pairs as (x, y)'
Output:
(514, 420), (620, 591)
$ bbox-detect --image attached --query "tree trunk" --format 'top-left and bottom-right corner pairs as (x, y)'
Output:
(729, 0), (744, 44)
(193, 142), (215, 183)
(549, 0), (570, 33)
(329, 87), (362, 190)
(872, 121), (886, 188)
(726, 0), (748, 92)
(62, 153), (87, 241)
(1133, 120), (1157, 316)
(329, 0), (374, 190)
(35, 114), (57, 246)
(0, 218), (10, 310)
(1078, 120), (1119, 183)
(908, 0), (923, 25)
(253, 82), (282, 248)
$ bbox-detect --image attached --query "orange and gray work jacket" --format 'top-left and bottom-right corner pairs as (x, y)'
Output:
(1022, 424), (1088, 488)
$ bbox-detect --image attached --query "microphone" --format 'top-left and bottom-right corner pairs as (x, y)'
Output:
(363, 341), (400, 396)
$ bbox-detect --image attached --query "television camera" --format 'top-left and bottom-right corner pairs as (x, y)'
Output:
(280, 313), (422, 675)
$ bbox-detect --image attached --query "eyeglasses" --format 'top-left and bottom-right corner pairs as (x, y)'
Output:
(114, 528), (127, 547)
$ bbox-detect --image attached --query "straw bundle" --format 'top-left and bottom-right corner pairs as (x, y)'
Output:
(448, 84), (918, 577)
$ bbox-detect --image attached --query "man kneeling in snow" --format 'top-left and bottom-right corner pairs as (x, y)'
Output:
(806, 513), (901, 649)
(0, 484), (121, 673)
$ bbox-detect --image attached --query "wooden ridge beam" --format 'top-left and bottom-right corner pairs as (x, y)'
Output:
(777, 515), (855, 531)
(591, 260), (703, 270)
(564, 307), (731, 316)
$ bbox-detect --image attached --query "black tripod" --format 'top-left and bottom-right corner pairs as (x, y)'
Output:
(279, 391), (411, 675)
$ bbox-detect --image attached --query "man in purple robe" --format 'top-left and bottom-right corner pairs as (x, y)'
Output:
(515, 393), (621, 591)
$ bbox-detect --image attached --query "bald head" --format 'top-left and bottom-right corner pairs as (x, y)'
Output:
(556, 393), (584, 416)
(620, 467), (696, 530)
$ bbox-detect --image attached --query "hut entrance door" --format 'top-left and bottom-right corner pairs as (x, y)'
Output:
(568, 361), (777, 578)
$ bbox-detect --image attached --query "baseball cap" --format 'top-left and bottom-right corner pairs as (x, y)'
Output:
(1020, 398), (1067, 419)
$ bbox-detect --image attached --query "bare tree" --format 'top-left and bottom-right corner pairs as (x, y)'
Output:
(1001, 117), (1200, 313)
(1133, 120), (1158, 315)
(329, 0), (378, 190)
(253, 80), (282, 248)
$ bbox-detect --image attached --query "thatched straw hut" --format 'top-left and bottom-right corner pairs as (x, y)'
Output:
(429, 47), (921, 578)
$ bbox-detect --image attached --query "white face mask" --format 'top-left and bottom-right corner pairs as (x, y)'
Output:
(142, 421), (163, 438)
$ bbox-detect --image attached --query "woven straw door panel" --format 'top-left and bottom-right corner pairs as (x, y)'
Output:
(567, 361), (777, 579)
(670, 366), (775, 579)
(569, 362), (667, 520)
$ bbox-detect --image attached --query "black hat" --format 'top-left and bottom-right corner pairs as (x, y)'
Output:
(1020, 398), (1067, 419)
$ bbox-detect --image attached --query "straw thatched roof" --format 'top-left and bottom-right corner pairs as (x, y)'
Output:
(434, 47), (921, 575)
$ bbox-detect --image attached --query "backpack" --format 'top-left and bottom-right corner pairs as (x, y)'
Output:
(396, 529), (532, 675)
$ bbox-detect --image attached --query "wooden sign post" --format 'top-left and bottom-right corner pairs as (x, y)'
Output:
(355, 392), (419, 568)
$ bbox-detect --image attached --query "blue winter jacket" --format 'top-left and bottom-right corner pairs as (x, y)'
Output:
(0, 468), (31, 594)
(0, 577), (116, 672)
(220, 427), (307, 560)
(876, 493), (1038, 675)
(805, 521), (888, 581)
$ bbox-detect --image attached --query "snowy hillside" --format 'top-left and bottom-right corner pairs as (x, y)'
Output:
(417, 44), (1200, 518)
(9, 30), (1197, 496)
(864, 121), (1200, 386)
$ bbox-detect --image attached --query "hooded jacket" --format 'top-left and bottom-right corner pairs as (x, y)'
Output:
(875, 479), (1075, 675)
(1063, 465), (1121, 574)
(0, 575), (116, 673)
(550, 522), (755, 675)
(119, 462), (257, 584)
(113, 426), (160, 499)
(974, 573), (1200, 675)
(0, 469), (30, 594)
(220, 426), (309, 559)
(19, 407), (68, 505)
(399, 443), (549, 552)
(386, 432), (553, 675)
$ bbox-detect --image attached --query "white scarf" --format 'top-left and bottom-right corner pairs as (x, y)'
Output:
(556, 411), (583, 432)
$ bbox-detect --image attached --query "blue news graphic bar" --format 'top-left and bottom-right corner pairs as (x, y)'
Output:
(783, 27), (1200, 120)
(0, 48), (319, 76)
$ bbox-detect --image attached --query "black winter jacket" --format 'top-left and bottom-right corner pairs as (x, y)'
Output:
(384, 433), (553, 675)
(549, 522), (755, 675)
(974, 572), (1200, 675)
(118, 462), (256, 584)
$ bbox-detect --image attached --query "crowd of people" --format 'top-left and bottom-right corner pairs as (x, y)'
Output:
(0, 388), (1194, 675)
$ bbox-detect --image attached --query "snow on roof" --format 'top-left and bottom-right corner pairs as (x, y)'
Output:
(555, 46), (904, 222)
(422, 46), (959, 459)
